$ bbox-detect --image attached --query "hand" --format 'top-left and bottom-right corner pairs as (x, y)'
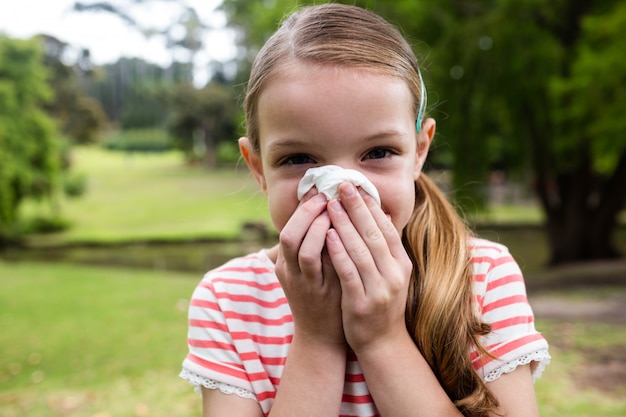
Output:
(325, 182), (413, 354)
(275, 191), (346, 348)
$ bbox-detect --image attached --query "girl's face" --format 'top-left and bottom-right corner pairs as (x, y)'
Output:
(240, 61), (434, 234)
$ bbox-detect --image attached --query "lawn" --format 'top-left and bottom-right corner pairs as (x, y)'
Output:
(0, 261), (201, 417)
(22, 147), (271, 244)
(1, 261), (624, 417)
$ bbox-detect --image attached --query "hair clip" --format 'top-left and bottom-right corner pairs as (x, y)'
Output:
(416, 69), (427, 133)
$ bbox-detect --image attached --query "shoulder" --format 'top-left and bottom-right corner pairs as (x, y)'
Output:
(201, 250), (277, 288)
(207, 250), (276, 278)
(468, 237), (527, 307)
(468, 237), (513, 263)
(190, 250), (280, 308)
(468, 237), (522, 282)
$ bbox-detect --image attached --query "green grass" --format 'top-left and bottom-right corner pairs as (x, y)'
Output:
(535, 318), (626, 417)
(470, 204), (545, 224)
(0, 261), (201, 417)
(1, 261), (624, 417)
(22, 147), (271, 244)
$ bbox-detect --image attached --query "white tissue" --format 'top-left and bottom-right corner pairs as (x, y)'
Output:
(297, 165), (381, 206)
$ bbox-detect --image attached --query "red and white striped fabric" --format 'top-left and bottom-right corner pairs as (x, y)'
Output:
(181, 238), (549, 416)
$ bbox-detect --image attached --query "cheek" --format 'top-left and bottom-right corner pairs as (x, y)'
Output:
(266, 186), (301, 231)
(380, 180), (416, 231)
(268, 198), (290, 232)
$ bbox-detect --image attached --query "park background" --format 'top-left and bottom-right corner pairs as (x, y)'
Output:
(1, 1), (625, 416)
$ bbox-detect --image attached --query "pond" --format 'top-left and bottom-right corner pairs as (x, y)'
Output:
(0, 238), (273, 275)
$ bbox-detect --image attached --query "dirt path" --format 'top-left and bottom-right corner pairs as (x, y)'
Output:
(527, 261), (626, 395)
(530, 294), (626, 325)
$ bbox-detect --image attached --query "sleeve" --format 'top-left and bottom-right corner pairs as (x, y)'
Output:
(471, 241), (550, 383)
(180, 275), (256, 398)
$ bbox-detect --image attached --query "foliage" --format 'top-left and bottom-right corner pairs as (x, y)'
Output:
(102, 128), (174, 152)
(221, 0), (626, 264)
(21, 215), (72, 234)
(73, 0), (213, 83)
(550, 2), (626, 174)
(216, 140), (242, 165)
(72, 2), (243, 165)
(84, 57), (184, 127)
(38, 34), (108, 144)
(0, 36), (62, 240)
(119, 83), (171, 129)
(169, 82), (238, 167)
(62, 171), (88, 198)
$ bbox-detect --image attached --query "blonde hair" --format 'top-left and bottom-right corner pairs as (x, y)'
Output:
(243, 4), (498, 416)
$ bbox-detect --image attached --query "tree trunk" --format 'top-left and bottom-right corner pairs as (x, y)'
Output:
(540, 148), (626, 265)
(202, 121), (217, 169)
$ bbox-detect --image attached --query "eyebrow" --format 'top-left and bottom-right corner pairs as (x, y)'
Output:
(362, 129), (409, 142)
(265, 138), (313, 155)
(265, 129), (408, 153)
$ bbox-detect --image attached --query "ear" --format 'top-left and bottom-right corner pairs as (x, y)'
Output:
(239, 137), (267, 194)
(415, 117), (436, 179)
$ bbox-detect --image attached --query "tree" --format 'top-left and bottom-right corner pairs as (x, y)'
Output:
(73, 1), (241, 166)
(72, 0), (213, 84)
(169, 81), (238, 167)
(84, 57), (181, 127)
(38, 34), (108, 144)
(419, 0), (626, 264)
(221, 0), (626, 265)
(0, 36), (62, 240)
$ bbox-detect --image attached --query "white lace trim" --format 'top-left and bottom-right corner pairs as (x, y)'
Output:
(179, 368), (257, 400)
(484, 349), (551, 383)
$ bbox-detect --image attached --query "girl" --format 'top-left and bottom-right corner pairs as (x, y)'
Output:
(181, 4), (550, 417)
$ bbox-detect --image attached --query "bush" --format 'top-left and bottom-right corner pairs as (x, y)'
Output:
(63, 172), (88, 198)
(217, 141), (241, 165)
(103, 129), (174, 153)
(23, 215), (71, 234)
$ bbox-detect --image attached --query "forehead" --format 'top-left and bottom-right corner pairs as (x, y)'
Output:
(257, 61), (415, 115)
(256, 61), (416, 152)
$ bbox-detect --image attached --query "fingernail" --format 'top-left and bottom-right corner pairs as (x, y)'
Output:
(342, 182), (356, 196)
(315, 193), (328, 203)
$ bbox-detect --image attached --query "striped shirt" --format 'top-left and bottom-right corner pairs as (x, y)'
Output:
(181, 237), (550, 416)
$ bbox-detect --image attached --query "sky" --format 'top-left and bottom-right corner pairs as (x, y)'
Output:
(0, 0), (237, 83)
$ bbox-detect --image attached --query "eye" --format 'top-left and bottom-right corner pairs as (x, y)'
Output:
(280, 154), (315, 165)
(364, 148), (395, 160)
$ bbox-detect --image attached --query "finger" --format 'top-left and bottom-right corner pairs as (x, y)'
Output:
(331, 183), (391, 272)
(300, 186), (320, 203)
(325, 228), (365, 300)
(321, 246), (339, 287)
(298, 211), (332, 277)
(279, 193), (328, 263)
(327, 197), (379, 277)
(356, 187), (408, 262)
(332, 183), (409, 296)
